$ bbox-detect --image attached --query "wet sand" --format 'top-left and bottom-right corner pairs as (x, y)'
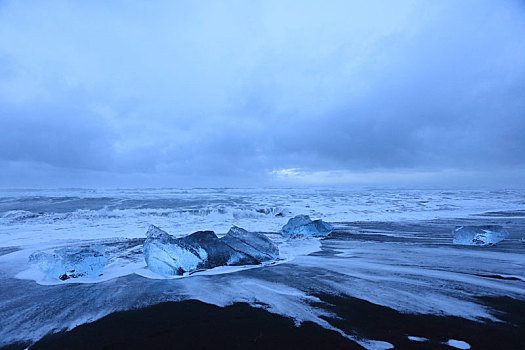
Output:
(27, 300), (356, 350)
(12, 294), (523, 350)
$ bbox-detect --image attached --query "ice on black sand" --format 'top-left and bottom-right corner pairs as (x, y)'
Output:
(143, 225), (279, 276)
(29, 246), (107, 280)
(281, 215), (333, 238)
(222, 225), (279, 261)
(453, 225), (509, 246)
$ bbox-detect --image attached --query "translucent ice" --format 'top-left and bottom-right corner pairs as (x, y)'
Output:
(183, 230), (254, 268)
(29, 246), (107, 280)
(143, 225), (277, 276)
(453, 225), (509, 246)
(143, 225), (208, 276)
(281, 215), (333, 238)
(221, 226), (279, 262)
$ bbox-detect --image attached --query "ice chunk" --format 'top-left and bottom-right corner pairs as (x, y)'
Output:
(453, 225), (509, 246)
(182, 230), (255, 268)
(29, 246), (106, 280)
(281, 215), (333, 238)
(221, 226), (279, 262)
(143, 225), (207, 276)
(407, 336), (428, 342)
(445, 339), (470, 349)
(143, 225), (271, 276)
(274, 208), (292, 217)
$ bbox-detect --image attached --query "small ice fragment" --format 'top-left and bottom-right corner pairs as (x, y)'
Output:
(452, 225), (509, 246)
(407, 336), (428, 342)
(281, 215), (333, 238)
(29, 246), (106, 280)
(274, 208), (292, 217)
(445, 339), (470, 349)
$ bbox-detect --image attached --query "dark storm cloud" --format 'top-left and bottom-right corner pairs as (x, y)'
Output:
(0, 0), (524, 186)
(0, 100), (115, 169)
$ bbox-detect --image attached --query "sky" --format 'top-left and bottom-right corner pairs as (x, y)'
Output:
(0, 0), (524, 188)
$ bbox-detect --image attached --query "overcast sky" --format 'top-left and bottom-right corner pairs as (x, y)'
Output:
(1, 0), (524, 188)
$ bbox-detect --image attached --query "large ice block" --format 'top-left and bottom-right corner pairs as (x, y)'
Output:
(143, 225), (208, 276)
(143, 225), (277, 276)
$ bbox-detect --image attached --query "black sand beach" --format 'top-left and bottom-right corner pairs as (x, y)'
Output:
(2, 216), (524, 350)
(27, 300), (356, 350)
(6, 294), (521, 350)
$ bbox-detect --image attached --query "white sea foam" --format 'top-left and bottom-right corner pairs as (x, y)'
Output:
(1, 188), (524, 247)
